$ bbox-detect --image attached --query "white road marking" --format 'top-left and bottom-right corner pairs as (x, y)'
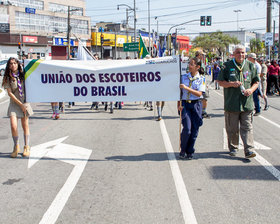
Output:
(212, 87), (280, 129)
(28, 137), (92, 224)
(259, 115), (280, 129)
(28, 136), (69, 169)
(254, 152), (280, 181)
(159, 119), (198, 224)
(223, 128), (280, 181)
(215, 88), (280, 180)
(223, 128), (271, 150)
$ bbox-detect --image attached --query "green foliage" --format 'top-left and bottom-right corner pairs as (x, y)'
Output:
(192, 31), (240, 57)
(249, 38), (265, 55)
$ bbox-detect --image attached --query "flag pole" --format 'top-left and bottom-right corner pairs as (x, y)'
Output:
(73, 33), (95, 60)
(179, 55), (182, 152)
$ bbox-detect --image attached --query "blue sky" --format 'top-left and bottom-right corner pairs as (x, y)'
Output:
(85, 0), (276, 38)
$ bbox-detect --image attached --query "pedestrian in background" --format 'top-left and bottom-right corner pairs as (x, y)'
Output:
(267, 60), (280, 95)
(218, 45), (259, 158)
(195, 50), (210, 118)
(51, 102), (60, 119)
(212, 62), (220, 90)
(156, 101), (165, 121)
(258, 58), (269, 110)
(247, 53), (262, 116)
(2, 57), (33, 158)
(178, 57), (205, 160)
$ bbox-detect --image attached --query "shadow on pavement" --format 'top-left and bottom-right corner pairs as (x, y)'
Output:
(210, 165), (280, 181)
(105, 151), (249, 162)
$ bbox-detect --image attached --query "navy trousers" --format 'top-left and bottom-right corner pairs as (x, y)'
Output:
(253, 88), (261, 113)
(180, 100), (203, 155)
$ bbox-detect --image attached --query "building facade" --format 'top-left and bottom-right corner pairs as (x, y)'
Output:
(0, 0), (90, 60)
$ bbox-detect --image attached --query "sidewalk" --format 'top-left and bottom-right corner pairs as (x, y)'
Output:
(0, 87), (6, 99)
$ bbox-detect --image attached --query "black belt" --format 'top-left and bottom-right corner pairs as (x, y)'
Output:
(183, 99), (200, 103)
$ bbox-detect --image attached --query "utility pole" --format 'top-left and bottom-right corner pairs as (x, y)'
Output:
(114, 26), (117, 59)
(148, 0), (150, 54)
(267, 0), (272, 60)
(67, 6), (80, 60)
(134, 0), (136, 58)
(278, 2), (280, 60)
(273, 20), (275, 60)
(175, 28), (178, 55)
(126, 8), (129, 57)
(67, 6), (71, 60)
(100, 28), (103, 59)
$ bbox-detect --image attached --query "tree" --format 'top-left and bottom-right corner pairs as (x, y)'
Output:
(250, 38), (265, 56)
(192, 31), (240, 58)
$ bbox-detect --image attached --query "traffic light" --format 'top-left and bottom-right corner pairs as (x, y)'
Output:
(200, 16), (205, 26)
(18, 42), (22, 49)
(100, 34), (104, 44)
(206, 16), (212, 26)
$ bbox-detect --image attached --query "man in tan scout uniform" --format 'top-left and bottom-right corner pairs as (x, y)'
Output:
(218, 45), (260, 158)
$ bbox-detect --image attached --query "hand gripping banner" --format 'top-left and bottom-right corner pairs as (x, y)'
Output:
(24, 56), (180, 102)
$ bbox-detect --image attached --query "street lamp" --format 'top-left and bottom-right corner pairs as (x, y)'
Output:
(234, 9), (242, 40)
(118, 1), (136, 57)
(155, 16), (159, 35)
(175, 28), (185, 55)
(166, 19), (199, 55)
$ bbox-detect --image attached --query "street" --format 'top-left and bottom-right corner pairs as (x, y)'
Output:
(0, 85), (280, 224)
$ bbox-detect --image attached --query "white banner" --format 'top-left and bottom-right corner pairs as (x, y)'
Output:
(24, 56), (180, 102)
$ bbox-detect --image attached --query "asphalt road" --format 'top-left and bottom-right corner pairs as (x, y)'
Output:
(0, 85), (280, 224)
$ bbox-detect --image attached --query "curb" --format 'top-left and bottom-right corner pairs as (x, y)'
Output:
(0, 88), (6, 99)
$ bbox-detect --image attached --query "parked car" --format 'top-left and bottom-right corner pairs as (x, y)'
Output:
(0, 60), (8, 76)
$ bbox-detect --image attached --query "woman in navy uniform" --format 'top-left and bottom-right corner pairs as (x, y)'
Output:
(178, 57), (205, 160)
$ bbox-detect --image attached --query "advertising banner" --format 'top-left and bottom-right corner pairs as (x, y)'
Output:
(23, 36), (38, 43)
(24, 56), (180, 102)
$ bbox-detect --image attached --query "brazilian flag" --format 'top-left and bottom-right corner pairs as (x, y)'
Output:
(138, 35), (149, 59)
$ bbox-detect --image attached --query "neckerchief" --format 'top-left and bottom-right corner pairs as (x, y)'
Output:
(186, 73), (199, 102)
(233, 58), (246, 83)
(11, 72), (23, 98)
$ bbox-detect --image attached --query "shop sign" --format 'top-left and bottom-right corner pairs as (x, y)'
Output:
(0, 23), (9, 33)
(25, 7), (36, 14)
(54, 38), (74, 46)
(23, 36), (38, 43)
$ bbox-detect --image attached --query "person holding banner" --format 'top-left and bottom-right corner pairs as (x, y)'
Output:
(2, 57), (33, 158)
(178, 57), (205, 160)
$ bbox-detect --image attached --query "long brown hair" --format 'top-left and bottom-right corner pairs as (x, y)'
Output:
(2, 57), (24, 87)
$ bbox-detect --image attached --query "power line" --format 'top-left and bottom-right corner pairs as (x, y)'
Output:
(136, 15), (270, 26)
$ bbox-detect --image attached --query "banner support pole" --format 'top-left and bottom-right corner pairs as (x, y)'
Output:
(179, 55), (183, 152)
